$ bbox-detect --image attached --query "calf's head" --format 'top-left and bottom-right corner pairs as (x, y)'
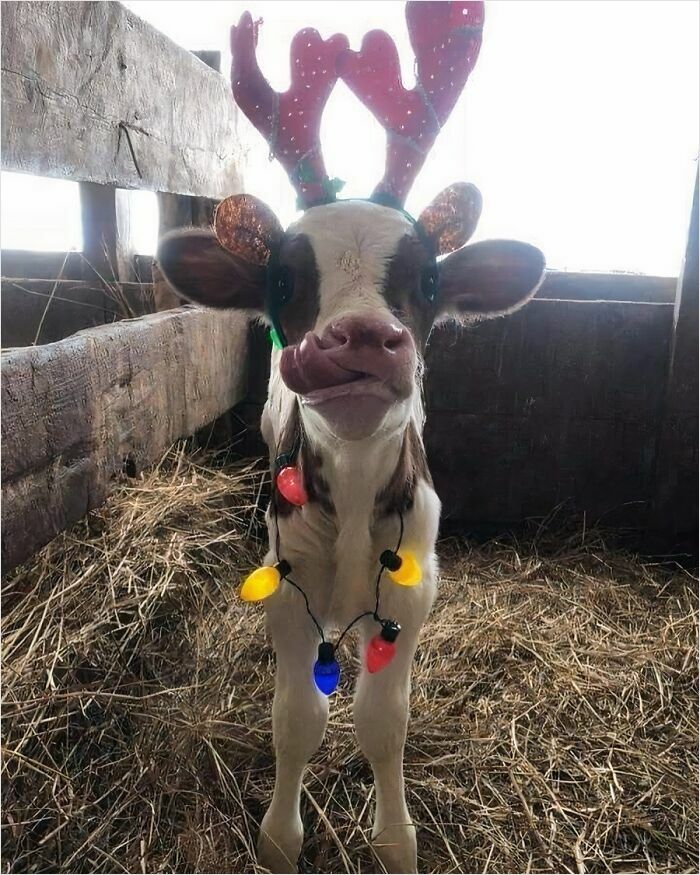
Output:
(158, 1), (545, 442)
(159, 193), (544, 441)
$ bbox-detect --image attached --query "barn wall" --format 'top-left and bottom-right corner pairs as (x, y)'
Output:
(424, 299), (674, 531)
(1, 278), (154, 347)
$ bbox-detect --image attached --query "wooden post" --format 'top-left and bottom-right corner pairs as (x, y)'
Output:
(79, 182), (118, 282)
(649, 171), (699, 546)
(153, 50), (223, 311)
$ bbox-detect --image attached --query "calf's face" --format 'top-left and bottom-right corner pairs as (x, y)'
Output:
(275, 202), (427, 440)
(158, 195), (545, 442)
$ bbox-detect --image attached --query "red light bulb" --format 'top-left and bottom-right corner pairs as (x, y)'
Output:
(365, 620), (401, 674)
(276, 465), (308, 506)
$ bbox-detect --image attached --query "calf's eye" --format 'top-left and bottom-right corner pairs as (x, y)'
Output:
(421, 265), (439, 303)
(276, 265), (294, 306)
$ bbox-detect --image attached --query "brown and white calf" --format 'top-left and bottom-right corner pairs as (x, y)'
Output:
(158, 4), (545, 871)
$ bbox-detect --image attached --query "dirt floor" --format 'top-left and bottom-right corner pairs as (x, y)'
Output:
(2, 446), (698, 874)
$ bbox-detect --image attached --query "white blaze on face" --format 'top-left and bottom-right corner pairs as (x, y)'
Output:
(286, 201), (415, 334)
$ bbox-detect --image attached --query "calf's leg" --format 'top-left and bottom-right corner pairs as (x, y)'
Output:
(353, 621), (422, 874)
(258, 623), (328, 873)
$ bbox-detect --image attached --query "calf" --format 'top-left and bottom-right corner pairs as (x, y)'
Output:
(158, 3), (545, 871)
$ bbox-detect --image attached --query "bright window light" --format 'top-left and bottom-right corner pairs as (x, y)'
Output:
(120, 190), (159, 256)
(1, 172), (82, 251)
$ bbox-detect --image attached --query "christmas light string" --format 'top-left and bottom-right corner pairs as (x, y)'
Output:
(239, 439), (422, 694)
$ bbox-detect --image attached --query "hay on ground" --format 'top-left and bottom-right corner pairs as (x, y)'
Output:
(2, 445), (697, 874)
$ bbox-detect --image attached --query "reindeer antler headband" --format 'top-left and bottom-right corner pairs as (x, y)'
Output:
(230, 1), (484, 211)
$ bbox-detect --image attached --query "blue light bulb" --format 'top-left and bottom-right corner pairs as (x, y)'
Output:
(313, 642), (340, 695)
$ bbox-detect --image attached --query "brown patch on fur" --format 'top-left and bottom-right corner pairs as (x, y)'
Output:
(277, 234), (320, 345)
(383, 234), (439, 351)
(271, 403), (334, 518)
(375, 421), (432, 518)
(299, 443), (335, 516)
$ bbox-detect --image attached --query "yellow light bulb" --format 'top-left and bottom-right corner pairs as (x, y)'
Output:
(240, 565), (281, 602)
(388, 550), (422, 586)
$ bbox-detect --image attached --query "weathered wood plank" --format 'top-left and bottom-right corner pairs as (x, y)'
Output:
(1, 307), (250, 571)
(1, 1), (245, 197)
(1, 279), (153, 347)
(424, 299), (674, 528)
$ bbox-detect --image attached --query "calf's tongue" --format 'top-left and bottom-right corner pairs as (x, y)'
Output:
(279, 333), (361, 395)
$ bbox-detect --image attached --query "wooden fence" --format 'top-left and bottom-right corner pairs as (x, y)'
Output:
(2, 1), (697, 573)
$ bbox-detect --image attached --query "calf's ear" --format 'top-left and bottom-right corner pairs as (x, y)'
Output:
(157, 194), (284, 310)
(157, 229), (267, 309)
(438, 239), (546, 318)
(417, 182), (482, 255)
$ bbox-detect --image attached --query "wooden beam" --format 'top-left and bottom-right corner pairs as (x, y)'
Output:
(649, 172), (699, 542)
(536, 270), (676, 303)
(79, 182), (119, 282)
(1, 279), (153, 348)
(1, 307), (250, 572)
(1, 2), (245, 197)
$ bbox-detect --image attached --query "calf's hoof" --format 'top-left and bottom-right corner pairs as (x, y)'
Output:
(372, 821), (417, 874)
(257, 811), (303, 873)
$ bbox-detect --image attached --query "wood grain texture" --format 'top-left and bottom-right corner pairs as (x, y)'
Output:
(1, 279), (154, 347)
(1, 1), (245, 197)
(424, 299), (674, 528)
(1, 307), (250, 571)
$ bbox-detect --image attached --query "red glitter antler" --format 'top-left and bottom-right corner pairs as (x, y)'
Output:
(231, 12), (349, 209)
(337, 1), (484, 207)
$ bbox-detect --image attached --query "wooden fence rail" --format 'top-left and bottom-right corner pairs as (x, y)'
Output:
(1, 1), (244, 197)
(1, 307), (250, 572)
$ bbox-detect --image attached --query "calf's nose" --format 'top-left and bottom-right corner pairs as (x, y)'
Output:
(321, 315), (411, 353)
(279, 314), (416, 396)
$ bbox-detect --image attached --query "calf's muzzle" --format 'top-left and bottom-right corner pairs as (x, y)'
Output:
(279, 315), (416, 398)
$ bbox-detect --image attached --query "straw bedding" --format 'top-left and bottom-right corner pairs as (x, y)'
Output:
(2, 446), (697, 874)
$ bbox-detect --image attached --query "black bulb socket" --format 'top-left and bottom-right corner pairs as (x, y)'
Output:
(380, 620), (401, 643)
(380, 549), (402, 572)
(276, 559), (291, 578)
(317, 641), (335, 664)
(274, 452), (293, 472)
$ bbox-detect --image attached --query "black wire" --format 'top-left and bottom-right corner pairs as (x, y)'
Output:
(283, 574), (326, 642)
(396, 510), (405, 553)
(336, 510), (406, 649)
(335, 610), (375, 649)
(274, 504), (281, 562)
(271, 482), (406, 654)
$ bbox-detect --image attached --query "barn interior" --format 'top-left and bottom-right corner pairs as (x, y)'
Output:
(1, 2), (698, 873)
